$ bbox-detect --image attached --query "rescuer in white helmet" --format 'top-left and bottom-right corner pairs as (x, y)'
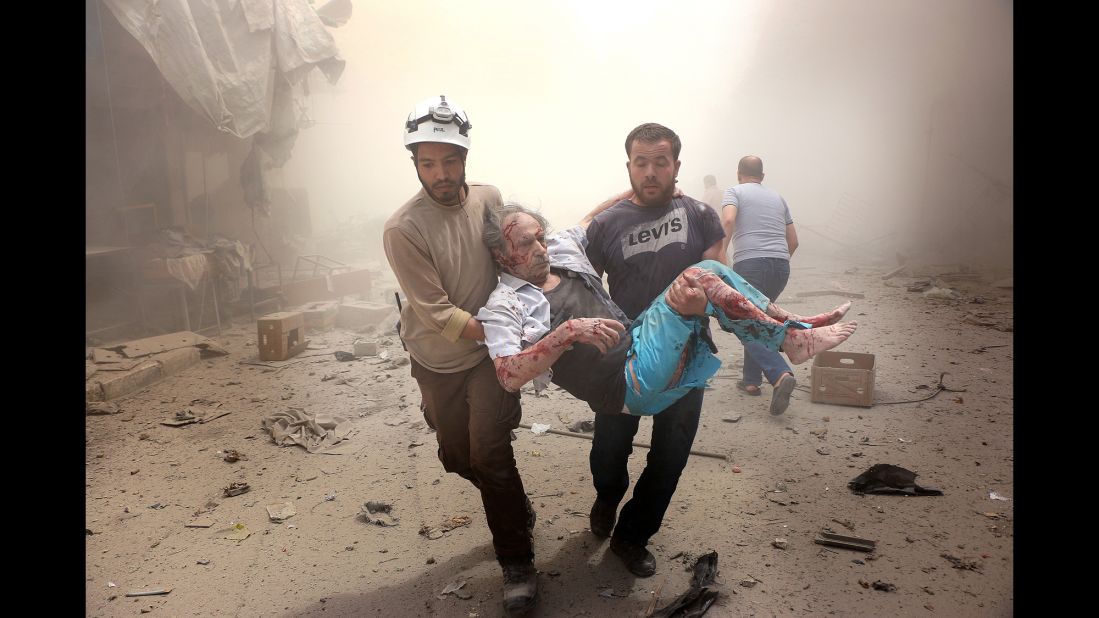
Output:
(383, 95), (539, 615)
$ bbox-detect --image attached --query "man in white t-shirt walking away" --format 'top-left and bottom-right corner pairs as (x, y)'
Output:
(720, 155), (801, 415)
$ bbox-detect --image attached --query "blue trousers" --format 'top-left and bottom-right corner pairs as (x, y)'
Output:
(733, 257), (793, 386)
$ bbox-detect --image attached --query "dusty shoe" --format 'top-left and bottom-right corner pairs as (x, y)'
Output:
(501, 561), (539, 616)
(609, 536), (656, 577)
(589, 498), (617, 538)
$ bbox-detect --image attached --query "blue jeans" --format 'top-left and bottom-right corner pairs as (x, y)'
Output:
(590, 388), (703, 547)
(732, 257), (792, 386)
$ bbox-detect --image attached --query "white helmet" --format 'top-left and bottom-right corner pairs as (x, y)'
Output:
(403, 95), (472, 151)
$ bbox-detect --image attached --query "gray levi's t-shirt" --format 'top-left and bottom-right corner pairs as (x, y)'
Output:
(585, 196), (725, 320)
(722, 183), (793, 264)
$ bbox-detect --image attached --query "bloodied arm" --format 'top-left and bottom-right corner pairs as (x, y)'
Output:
(493, 318), (625, 392)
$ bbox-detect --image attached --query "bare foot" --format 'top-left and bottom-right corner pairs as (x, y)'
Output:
(782, 321), (858, 364)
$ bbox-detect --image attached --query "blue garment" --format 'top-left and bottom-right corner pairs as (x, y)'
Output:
(623, 259), (807, 415)
(734, 257), (793, 386)
(545, 226), (600, 278)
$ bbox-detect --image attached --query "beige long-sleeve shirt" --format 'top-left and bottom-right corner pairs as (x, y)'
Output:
(383, 183), (503, 373)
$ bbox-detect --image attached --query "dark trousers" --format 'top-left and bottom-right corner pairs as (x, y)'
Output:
(590, 388), (703, 547)
(733, 257), (793, 386)
(411, 356), (533, 564)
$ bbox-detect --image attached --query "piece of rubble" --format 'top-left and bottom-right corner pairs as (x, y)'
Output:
(266, 502), (296, 522)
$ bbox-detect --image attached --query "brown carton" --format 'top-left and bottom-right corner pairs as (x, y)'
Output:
(810, 351), (875, 407)
(257, 311), (308, 361)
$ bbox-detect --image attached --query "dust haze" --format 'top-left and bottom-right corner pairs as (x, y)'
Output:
(282, 0), (1011, 268)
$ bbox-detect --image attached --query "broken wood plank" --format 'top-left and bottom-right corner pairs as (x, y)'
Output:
(91, 348), (144, 370)
(109, 331), (227, 359)
(517, 423), (729, 461)
(125, 587), (173, 597)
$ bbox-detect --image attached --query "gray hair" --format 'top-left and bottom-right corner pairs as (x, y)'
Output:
(483, 202), (550, 265)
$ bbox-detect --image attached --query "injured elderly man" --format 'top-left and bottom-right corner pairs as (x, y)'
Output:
(475, 202), (857, 416)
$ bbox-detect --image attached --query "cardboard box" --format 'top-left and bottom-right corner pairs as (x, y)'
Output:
(257, 311), (308, 361)
(301, 301), (339, 332)
(810, 351), (875, 407)
(353, 339), (378, 357)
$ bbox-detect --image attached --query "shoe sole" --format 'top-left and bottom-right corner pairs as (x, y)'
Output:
(770, 376), (796, 415)
(504, 589), (539, 616)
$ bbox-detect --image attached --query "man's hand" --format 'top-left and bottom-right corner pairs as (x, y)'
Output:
(665, 272), (707, 316)
(565, 318), (626, 353)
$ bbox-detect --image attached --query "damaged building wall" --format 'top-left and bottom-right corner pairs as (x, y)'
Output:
(162, 95), (309, 270)
(87, 0), (358, 344)
(86, 0), (172, 246)
(87, 0), (325, 269)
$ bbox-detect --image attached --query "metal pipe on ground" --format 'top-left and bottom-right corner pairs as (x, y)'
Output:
(517, 423), (730, 462)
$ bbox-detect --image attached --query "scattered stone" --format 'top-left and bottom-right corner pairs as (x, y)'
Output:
(223, 482), (251, 497)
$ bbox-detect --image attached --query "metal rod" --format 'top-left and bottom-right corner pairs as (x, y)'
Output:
(517, 423), (728, 461)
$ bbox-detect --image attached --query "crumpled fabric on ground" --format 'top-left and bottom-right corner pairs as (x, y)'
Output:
(261, 407), (357, 454)
(651, 551), (720, 618)
(848, 463), (943, 496)
(164, 254), (210, 291)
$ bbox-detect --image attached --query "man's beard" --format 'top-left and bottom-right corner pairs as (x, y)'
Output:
(419, 169), (466, 205)
(524, 260), (550, 286)
(630, 177), (675, 207)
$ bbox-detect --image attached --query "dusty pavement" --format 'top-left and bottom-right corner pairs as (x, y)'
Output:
(85, 249), (1013, 617)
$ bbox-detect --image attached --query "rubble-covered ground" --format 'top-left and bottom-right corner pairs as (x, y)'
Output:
(85, 251), (1013, 616)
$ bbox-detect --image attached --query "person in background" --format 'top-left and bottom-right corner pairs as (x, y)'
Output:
(721, 155), (802, 415)
(702, 174), (723, 216)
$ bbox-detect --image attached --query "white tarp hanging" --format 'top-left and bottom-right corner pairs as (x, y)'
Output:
(102, 0), (346, 139)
